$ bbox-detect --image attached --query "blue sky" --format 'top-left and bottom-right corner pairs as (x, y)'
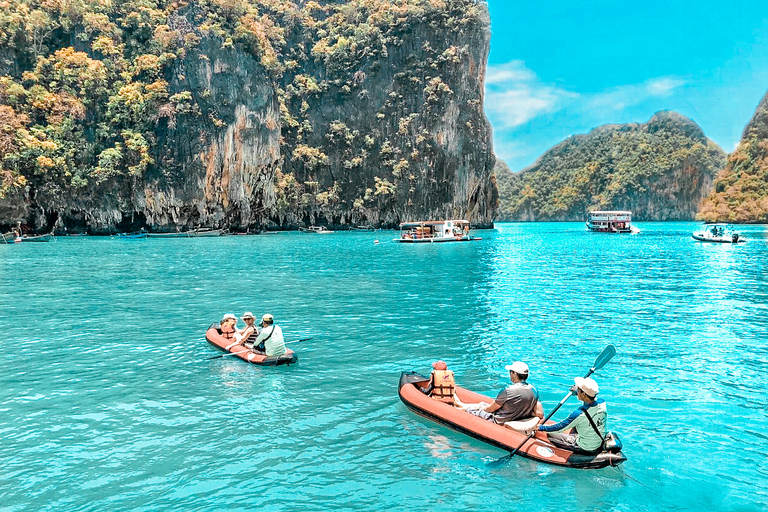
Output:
(484, 1), (768, 171)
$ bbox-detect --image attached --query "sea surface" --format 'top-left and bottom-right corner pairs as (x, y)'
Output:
(1, 222), (767, 511)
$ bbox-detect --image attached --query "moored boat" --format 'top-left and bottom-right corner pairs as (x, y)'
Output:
(147, 228), (225, 238)
(117, 231), (147, 239)
(2, 232), (53, 243)
(1, 231), (21, 244)
(586, 211), (638, 233)
(299, 226), (334, 234)
(692, 223), (743, 243)
(394, 219), (481, 243)
(205, 323), (298, 366)
(398, 371), (626, 469)
(20, 233), (53, 242)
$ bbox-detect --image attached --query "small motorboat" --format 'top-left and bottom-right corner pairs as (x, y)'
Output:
(299, 226), (334, 234)
(147, 228), (225, 238)
(20, 233), (53, 242)
(205, 323), (297, 366)
(2, 231), (52, 243)
(692, 223), (743, 243)
(117, 231), (147, 239)
(398, 371), (626, 469)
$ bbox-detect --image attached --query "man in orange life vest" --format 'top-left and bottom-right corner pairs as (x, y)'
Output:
(462, 361), (543, 424)
(423, 361), (465, 407)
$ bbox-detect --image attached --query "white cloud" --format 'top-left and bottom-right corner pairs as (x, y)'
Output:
(587, 77), (686, 111)
(484, 61), (576, 129)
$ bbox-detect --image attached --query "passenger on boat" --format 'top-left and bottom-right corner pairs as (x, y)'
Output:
(219, 313), (237, 341)
(462, 362), (543, 423)
(531, 377), (607, 454)
(236, 311), (258, 345)
(251, 314), (286, 356)
(422, 361), (465, 407)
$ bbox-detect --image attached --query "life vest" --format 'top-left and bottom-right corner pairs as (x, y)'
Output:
(431, 370), (455, 404)
(220, 323), (235, 340)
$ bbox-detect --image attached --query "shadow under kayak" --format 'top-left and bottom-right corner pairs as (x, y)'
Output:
(398, 371), (626, 469)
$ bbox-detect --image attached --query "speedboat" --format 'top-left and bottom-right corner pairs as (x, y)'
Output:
(692, 223), (743, 243)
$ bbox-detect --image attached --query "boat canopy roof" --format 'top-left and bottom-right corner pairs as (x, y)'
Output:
(588, 210), (632, 215)
(399, 219), (469, 228)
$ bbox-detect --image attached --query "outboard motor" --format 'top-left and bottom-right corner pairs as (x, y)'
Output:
(732, 233), (739, 243)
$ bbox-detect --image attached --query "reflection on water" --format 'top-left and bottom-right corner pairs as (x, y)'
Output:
(0, 223), (766, 511)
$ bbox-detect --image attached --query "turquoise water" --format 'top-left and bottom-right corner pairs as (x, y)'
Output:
(1, 223), (766, 511)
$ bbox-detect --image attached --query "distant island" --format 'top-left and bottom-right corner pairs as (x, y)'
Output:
(494, 111), (726, 222)
(0, 0), (497, 234)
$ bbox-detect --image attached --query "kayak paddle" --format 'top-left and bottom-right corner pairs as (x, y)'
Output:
(503, 344), (616, 461)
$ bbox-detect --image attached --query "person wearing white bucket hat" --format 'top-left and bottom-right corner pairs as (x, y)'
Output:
(531, 376), (608, 454)
(461, 361), (544, 424)
(236, 312), (258, 345)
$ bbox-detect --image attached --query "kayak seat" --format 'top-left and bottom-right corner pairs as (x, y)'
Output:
(503, 417), (540, 433)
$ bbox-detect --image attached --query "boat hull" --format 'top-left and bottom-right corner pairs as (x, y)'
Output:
(147, 229), (224, 238)
(692, 233), (742, 243)
(205, 324), (297, 366)
(394, 236), (482, 243)
(398, 371), (626, 469)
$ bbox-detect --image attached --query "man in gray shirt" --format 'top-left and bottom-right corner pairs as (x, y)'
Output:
(463, 361), (544, 424)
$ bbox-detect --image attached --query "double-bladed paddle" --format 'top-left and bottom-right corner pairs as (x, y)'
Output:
(495, 344), (616, 464)
(206, 337), (313, 360)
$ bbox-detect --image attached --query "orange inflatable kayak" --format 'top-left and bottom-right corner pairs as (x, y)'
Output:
(399, 371), (626, 469)
(205, 323), (298, 366)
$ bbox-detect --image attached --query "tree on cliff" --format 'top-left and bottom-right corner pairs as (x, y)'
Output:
(494, 111), (726, 221)
(0, 0), (497, 232)
(699, 91), (768, 223)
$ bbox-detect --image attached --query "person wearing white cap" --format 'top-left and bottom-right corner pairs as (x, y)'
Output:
(531, 377), (607, 454)
(461, 361), (543, 424)
(236, 312), (258, 345)
(251, 313), (286, 357)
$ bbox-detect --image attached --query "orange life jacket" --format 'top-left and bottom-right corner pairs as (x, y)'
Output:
(221, 323), (235, 340)
(431, 370), (455, 404)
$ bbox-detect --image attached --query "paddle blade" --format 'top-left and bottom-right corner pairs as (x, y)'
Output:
(592, 344), (616, 371)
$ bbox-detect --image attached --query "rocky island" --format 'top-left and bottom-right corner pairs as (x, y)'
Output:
(0, 0), (496, 234)
(494, 111), (726, 221)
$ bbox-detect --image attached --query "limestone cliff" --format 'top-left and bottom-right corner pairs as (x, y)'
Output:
(699, 90), (768, 223)
(0, 0), (496, 234)
(494, 111), (726, 221)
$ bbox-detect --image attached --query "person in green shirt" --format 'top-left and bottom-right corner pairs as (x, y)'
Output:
(532, 377), (607, 454)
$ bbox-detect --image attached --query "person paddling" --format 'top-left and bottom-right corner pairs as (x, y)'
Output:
(251, 314), (286, 357)
(529, 377), (607, 454)
(462, 361), (544, 424)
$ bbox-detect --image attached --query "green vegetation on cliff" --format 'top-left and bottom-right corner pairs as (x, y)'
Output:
(0, 0), (495, 232)
(699, 91), (768, 223)
(494, 112), (726, 221)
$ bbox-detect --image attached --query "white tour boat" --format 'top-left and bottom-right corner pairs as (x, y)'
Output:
(586, 211), (639, 233)
(394, 220), (481, 243)
(692, 223), (743, 243)
(299, 226), (334, 234)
